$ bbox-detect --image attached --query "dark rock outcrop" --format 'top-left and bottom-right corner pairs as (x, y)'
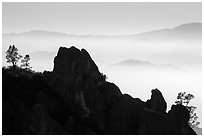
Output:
(43, 46), (104, 118)
(2, 46), (196, 135)
(27, 104), (66, 135)
(146, 88), (167, 113)
(107, 94), (145, 134)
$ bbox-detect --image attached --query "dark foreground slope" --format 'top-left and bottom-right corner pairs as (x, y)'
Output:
(2, 46), (196, 135)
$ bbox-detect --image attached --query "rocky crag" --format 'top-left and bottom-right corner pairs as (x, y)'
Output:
(2, 46), (196, 135)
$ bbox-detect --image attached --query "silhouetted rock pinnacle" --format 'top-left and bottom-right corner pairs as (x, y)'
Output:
(146, 88), (167, 113)
(44, 46), (105, 118)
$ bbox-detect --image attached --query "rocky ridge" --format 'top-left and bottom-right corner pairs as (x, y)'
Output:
(2, 46), (196, 135)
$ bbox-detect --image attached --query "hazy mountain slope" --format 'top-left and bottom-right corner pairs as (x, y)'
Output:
(109, 59), (180, 71)
(112, 59), (154, 67)
(3, 30), (68, 37)
(174, 23), (201, 33)
(134, 22), (201, 41)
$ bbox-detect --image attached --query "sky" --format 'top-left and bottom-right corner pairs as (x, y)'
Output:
(2, 2), (202, 35)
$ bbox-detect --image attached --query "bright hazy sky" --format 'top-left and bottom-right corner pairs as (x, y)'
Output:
(2, 2), (202, 35)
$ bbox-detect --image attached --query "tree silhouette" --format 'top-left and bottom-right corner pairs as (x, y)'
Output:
(175, 92), (200, 128)
(21, 54), (31, 71)
(6, 45), (22, 69)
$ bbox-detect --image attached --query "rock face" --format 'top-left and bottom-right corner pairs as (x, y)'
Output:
(44, 46), (110, 133)
(44, 47), (102, 118)
(2, 46), (196, 135)
(146, 88), (167, 113)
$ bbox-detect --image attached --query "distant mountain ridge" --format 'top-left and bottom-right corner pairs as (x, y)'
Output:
(110, 59), (179, 70)
(135, 22), (201, 41)
(112, 59), (154, 67)
(3, 22), (201, 38)
(173, 22), (201, 33)
(3, 30), (68, 37)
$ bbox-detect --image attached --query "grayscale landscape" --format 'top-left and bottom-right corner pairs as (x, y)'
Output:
(2, 2), (202, 135)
